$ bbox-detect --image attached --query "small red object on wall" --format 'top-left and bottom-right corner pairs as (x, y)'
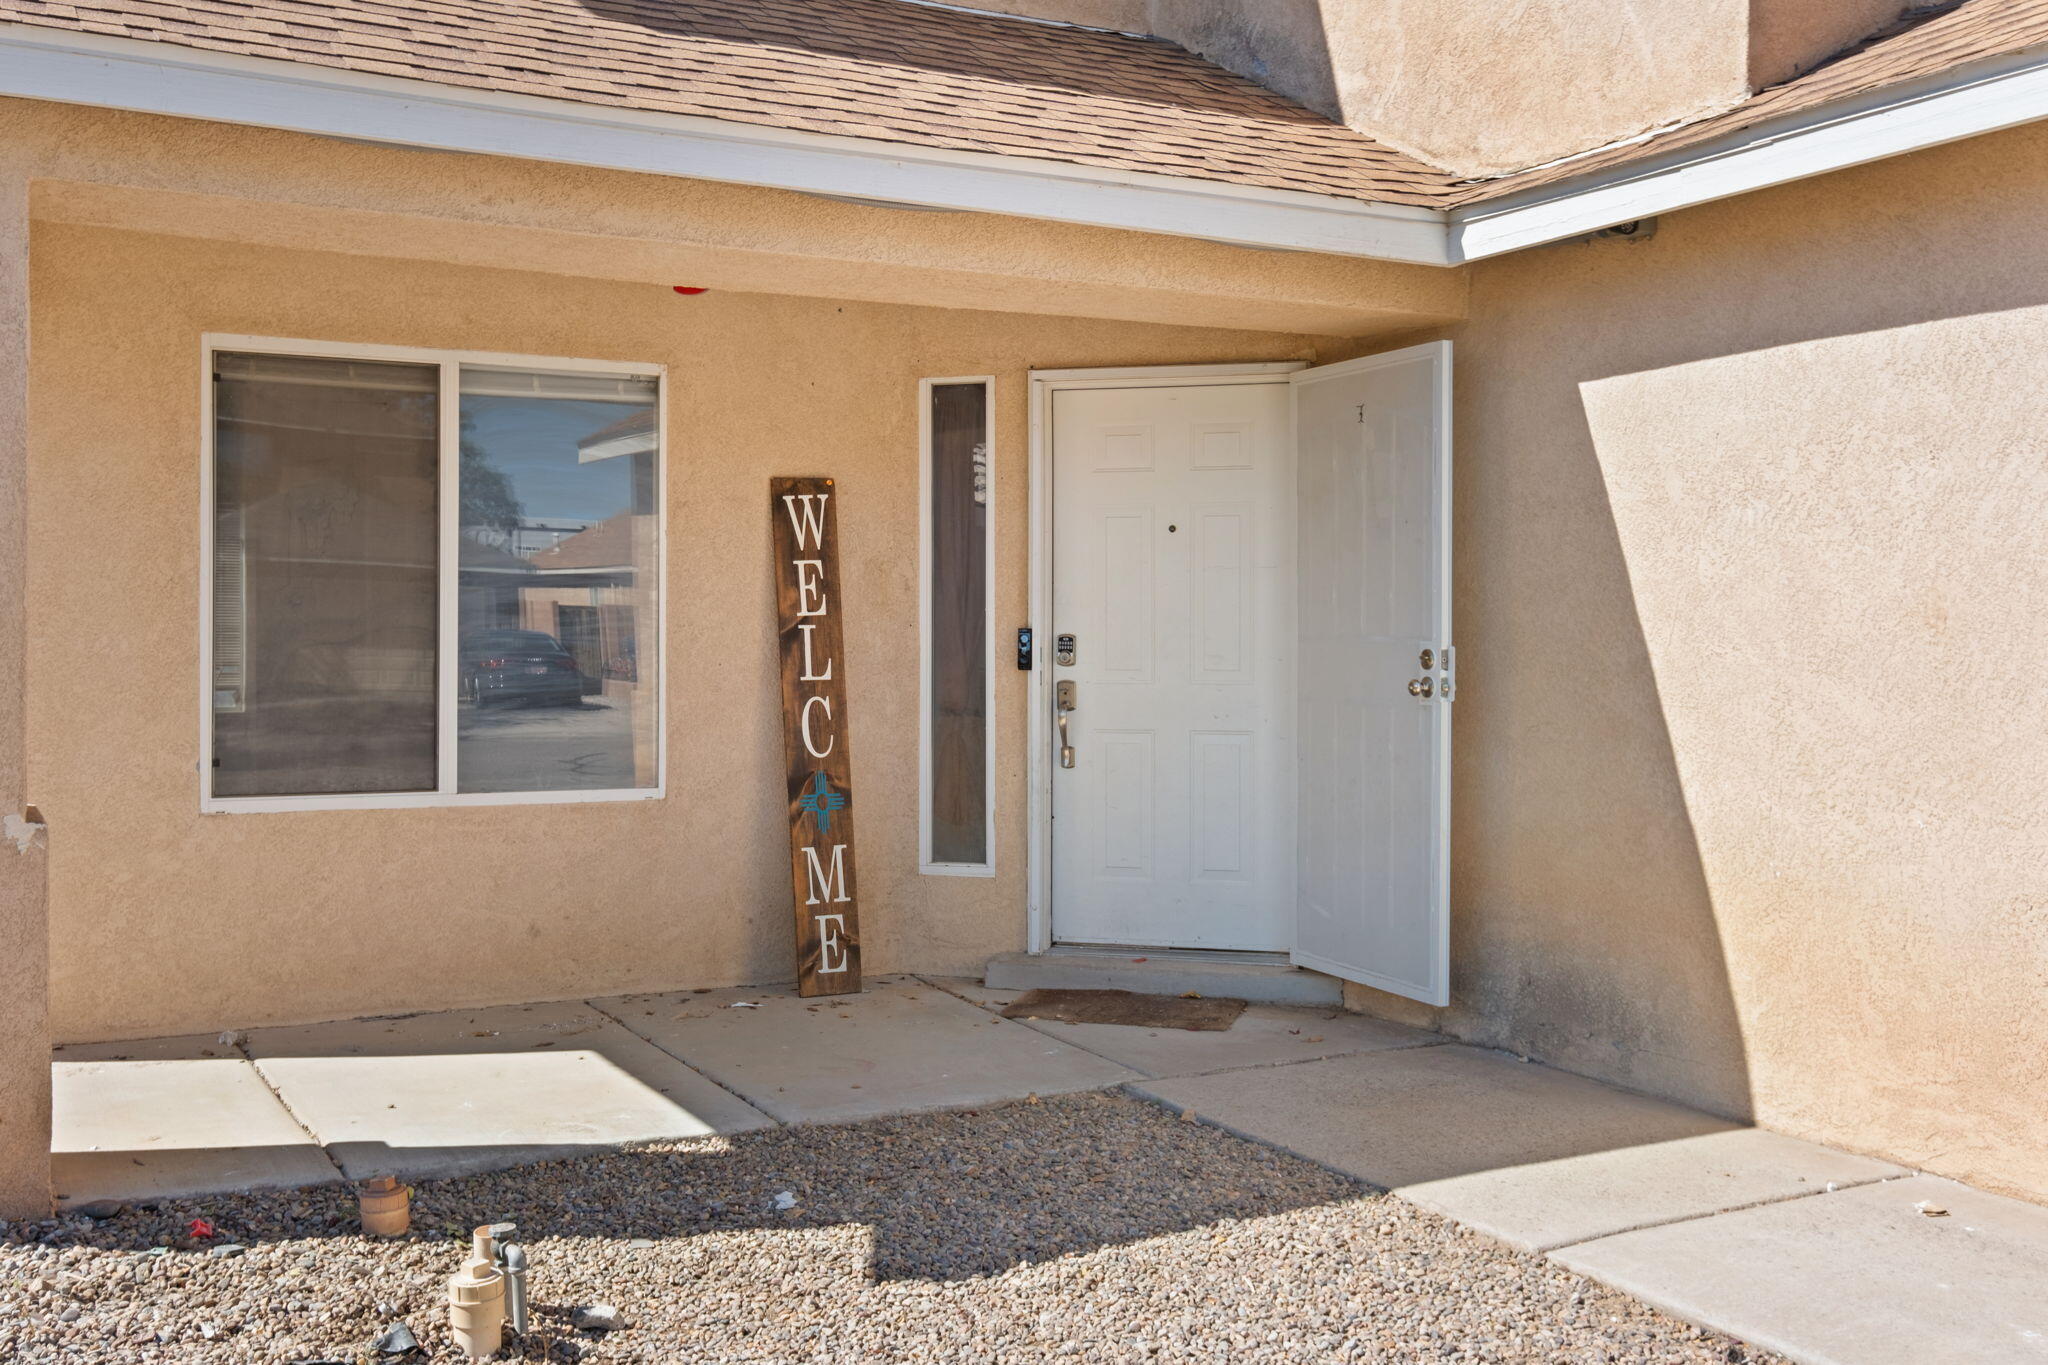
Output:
(672, 286), (709, 295)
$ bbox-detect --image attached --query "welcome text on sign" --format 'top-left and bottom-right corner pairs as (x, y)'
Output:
(770, 476), (862, 996)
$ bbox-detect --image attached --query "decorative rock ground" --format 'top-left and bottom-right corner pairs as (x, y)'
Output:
(0, 1092), (1774, 1363)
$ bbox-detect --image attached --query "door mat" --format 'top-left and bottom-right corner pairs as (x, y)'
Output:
(1001, 988), (1247, 1032)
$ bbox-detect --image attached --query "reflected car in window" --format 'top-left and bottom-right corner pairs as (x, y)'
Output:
(459, 630), (586, 707)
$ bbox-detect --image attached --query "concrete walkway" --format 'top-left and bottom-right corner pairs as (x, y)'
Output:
(47, 975), (2048, 1365)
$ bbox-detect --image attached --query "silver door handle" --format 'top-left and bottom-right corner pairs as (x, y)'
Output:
(1056, 680), (1077, 768)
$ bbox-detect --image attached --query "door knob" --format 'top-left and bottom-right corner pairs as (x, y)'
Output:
(1407, 677), (1435, 698)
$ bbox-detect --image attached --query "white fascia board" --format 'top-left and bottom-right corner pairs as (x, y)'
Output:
(0, 23), (1451, 264)
(1450, 41), (2048, 262)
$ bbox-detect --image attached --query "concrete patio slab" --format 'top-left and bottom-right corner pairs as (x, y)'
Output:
(1556, 1175), (2048, 1365)
(925, 975), (1444, 1079)
(244, 1000), (773, 1180)
(1396, 1126), (1908, 1252)
(51, 1035), (337, 1206)
(44, 994), (2039, 1365)
(1133, 1044), (1903, 1251)
(594, 976), (1141, 1123)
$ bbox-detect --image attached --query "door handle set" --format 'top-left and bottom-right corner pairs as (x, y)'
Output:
(1407, 645), (1455, 701)
(1055, 679), (1077, 769)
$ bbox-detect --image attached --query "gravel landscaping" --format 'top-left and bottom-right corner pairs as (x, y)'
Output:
(2, 1091), (1775, 1363)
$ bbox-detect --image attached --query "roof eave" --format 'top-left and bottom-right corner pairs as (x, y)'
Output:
(0, 23), (1452, 265)
(1448, 38), (2048, 262)
(6, 23), (2048, 271)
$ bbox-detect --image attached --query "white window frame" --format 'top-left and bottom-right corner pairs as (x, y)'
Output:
(199, 333), (667, 813)
(917, 375), (997, 876)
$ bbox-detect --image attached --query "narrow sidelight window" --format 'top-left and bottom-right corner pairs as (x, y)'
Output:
(206, 341), (663, 810)
(920, 378), (994, 872)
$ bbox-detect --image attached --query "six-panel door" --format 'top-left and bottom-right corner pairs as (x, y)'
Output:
(1049, 381), (1296, 951)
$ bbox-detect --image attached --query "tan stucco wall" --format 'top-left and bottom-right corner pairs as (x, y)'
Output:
(0, 162), (52, 1218)
(4, 99), (1464, 343)
(1749, 0), (1909, 87)
(1340, 120), (2048, 1204)
(27, 222), (1322, 1044)
(1146, 0), (1751, 178)
(932, 0), (1906, 91)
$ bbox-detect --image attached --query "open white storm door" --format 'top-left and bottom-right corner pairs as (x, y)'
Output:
(1290, 342), (1453, 1005)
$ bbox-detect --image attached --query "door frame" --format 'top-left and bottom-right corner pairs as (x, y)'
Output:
(1024, 361), (1308, 953)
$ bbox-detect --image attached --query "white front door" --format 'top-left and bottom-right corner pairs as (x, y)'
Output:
(1048, 379), (1295, 950)
(1290, 343), (1454, 1005)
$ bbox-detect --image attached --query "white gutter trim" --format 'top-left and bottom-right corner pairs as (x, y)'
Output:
(1449, 40), (2048, 262)
(0, 23), (1451, 265)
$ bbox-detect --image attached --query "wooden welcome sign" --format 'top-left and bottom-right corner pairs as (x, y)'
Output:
(770, 476), (862, 996)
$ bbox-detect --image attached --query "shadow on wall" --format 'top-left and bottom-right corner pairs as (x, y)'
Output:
(569, 0), (1333, 120)
(1440, 363), (1755, 1126)
(1388, 142), (2048, 1197)
(1138, 0), (1343, 125)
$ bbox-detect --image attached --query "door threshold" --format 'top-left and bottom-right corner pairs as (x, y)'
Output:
(986, 949), (1342, 1006)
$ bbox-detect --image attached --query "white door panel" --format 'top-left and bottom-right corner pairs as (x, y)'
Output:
(1050, 382), (1294, 951)
(1291, 343), (1453, 1005)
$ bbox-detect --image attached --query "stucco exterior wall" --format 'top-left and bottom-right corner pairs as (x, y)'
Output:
(1145, 0), (1750, 178)
(0, 162), (52, 1219)
(27, 222), (1321, 1044)
(1748, 0), (1909, 87)
(3, 99), (1464, 343)
(1345, 120), (2048, 1204)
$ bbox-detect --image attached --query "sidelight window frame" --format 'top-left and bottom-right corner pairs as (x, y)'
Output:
(917, 375), (997, 875)
(198, 334), (667, 813)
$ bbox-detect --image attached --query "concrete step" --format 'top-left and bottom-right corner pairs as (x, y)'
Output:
(983, 950), (1343, 1007)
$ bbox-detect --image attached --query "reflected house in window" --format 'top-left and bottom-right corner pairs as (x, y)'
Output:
(544, 409), (650, 696)
(456, 399), (657, 704)
(453, 369), (661, 793)
(521, 512), (644, 694)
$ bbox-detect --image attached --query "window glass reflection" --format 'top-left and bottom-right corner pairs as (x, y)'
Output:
(928, 381), (989, 863)
(457, 367), (659, 793)
(212, 353), (439, 796)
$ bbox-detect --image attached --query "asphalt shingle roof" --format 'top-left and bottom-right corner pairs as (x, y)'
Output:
(0, 0), (1459, 205)
(3, 0), (2045, 210)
